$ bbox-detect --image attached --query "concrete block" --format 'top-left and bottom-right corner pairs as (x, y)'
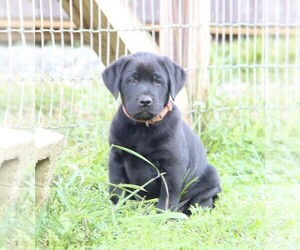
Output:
(35, 128), (64, 205)
(0, 128), (34, 205)
(0, 128), (64, 206)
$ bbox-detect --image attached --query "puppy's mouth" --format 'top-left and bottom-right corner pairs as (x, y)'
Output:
(123, 102), (164, 121)
(124, 105), (159, 120)
(132, 110), (156, 120)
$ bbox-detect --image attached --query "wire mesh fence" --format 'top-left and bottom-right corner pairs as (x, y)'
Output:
(0, 0), (299, 141)
(0, 1), (299, 248)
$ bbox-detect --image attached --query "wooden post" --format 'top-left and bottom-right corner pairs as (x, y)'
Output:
(61, 0), (190, 123)
(189, 0), (210, 108)
(160, 0), (211, 125)
(159, 0), (191, 124)
(61, 0), (159, 65)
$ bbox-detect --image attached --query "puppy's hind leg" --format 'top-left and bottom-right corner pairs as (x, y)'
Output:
(181, 186), (220, 215)
(182, 164), (221, 215)
(191, 186), (220, 207)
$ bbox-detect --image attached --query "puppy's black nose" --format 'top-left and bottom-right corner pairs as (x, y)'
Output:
(139, 96), (153, 106)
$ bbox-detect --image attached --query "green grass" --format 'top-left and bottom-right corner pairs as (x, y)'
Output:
(33, 107), (299, 249)
(0, 37), (299, 249)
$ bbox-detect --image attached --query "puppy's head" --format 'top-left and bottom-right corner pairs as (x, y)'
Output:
(102, 52), (186, 120)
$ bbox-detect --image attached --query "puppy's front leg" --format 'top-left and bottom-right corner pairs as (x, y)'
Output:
(108, 151), (128, 204)
(156, 170), (183, 211)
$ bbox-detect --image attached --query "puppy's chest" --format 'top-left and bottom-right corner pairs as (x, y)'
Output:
(122, 153), (161, 186)
(116, 127), (161, 151)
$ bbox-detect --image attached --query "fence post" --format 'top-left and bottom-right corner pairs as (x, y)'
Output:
(159, 0), (191, 124)
(188, 0), (211, 131)
(160, 0), (211, 127)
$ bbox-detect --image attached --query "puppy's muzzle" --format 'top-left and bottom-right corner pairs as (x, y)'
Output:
(138, 95), (153, 107)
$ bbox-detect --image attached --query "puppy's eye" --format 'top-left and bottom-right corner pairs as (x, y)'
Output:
(154, 79), (162, 85)
(128, 73), (138, 85)
(128, 78), (137, 85)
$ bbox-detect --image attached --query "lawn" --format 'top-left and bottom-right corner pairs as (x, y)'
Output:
(34, 106), (299, 249)
(0, 37), (299, 249)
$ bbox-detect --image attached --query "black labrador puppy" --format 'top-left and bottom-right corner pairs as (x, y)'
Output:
(102, 52), (221, 215)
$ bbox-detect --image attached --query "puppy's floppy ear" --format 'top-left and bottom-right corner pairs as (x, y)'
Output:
(102, 56), (129, 99)
(162, 56), (186, 100)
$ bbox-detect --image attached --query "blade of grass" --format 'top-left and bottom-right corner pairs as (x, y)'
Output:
(117, 174), (162, 207)
(112, 144), (170, 210)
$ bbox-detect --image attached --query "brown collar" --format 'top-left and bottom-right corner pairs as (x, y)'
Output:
(122, 102), (173, 127)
